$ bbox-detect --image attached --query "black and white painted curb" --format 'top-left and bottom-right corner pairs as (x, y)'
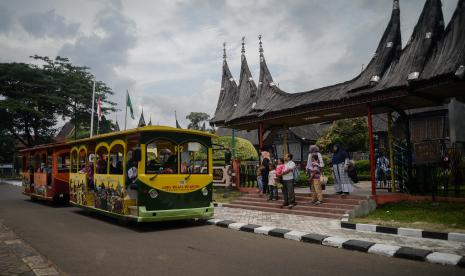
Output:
(205, 218), (465, 268)
(340, 219), (465, 243)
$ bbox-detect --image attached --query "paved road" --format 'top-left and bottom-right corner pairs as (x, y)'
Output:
(0, 183), (463, 276)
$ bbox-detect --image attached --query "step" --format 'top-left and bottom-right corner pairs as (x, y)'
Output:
(241, 192), (368, 201)
(222, 203), (343, 219)
(232, 200), (349, 214)
(234, 198), (357, 210)
(239, 194), (361, 205)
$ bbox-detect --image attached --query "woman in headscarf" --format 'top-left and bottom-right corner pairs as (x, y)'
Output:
(331, 144), (353, 195)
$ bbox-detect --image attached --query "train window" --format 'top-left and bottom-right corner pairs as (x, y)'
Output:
(146, 140), (177, 174)
(180, 142), (208, 174)
(79, 149), (87, 171)
(57, 153), (70, 173)
(71, 150), (78, 173)
(34, 154), (40, 172)
(96, 146), (109, 174)
(109, 144), (124, 175)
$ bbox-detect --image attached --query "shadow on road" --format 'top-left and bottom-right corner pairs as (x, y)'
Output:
(23, 198), (71, 208)
(72, 209), (207, 233)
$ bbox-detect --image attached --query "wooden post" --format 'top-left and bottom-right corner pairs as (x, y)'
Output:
(367, 105), (376, 196)
(259, 124), (263, 150)
(283, 128), (288, 157)
(388, 112), (396, 192)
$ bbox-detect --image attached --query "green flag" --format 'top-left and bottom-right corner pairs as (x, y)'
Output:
(126, 91), (135, 120)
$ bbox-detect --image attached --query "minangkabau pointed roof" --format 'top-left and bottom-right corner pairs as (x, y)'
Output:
(210, 43), (239, 126)
(138, 108), (146, 127)
(254, 35), (289, 112)
(421, 0), (465, 80)
(347, 0), (402, 91)
(376, 0), (444, 88)
(228, 37), (258, 122)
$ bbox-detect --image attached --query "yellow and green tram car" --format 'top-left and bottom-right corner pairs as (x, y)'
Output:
(67, 126), (215, 222)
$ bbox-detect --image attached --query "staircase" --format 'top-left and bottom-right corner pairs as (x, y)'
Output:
(223, 193), (376, 219)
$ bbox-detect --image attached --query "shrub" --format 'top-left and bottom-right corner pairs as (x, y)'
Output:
(212, 136), (258, 161)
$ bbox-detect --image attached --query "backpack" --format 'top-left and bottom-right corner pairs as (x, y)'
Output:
(347, 160), (358, 183)
(292, 167), (300, 183)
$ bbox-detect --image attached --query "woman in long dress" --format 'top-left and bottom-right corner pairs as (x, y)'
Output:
(331, 144), (353, 195)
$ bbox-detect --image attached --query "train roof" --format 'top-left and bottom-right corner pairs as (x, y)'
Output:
(66, 125), (217, 145)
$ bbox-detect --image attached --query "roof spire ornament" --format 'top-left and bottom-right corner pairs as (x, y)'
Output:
(393, 0), (399, 10)
(259, 34), (264, 55)
(223, 42), (227, 61)
(241, 36), (245, 55)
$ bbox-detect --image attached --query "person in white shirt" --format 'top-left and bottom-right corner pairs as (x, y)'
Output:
(281, 153), (296, 208)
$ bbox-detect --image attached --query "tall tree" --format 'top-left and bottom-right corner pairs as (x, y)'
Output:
(316, 118), (368, 152)
(186, 112), (210, 131)
(0, 56), (117, 148)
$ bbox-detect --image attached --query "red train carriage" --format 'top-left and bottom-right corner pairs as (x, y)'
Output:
(20, 143), (71, 203)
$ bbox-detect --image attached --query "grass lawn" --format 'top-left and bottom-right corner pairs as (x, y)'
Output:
(352, 201), (465, 233)
(212, 187), (244, 203)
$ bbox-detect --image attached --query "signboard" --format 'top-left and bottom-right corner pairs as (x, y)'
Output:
(413, 141), (441, 164)
(212, 166), (234, 187)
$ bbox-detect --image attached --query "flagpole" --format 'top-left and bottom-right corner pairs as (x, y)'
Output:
(97, 96), (101, 135)
(125, 90), (128, 130)
(90, 81), (96, 137)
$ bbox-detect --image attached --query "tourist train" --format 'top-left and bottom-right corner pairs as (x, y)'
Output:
(20, 126), (215, 222)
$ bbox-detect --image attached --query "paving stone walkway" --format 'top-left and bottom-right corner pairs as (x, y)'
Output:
(0, 220), (62, 276)
(214, 206), (465, 256)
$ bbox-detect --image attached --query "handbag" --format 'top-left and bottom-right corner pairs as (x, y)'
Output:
(320, 174), (327, 190)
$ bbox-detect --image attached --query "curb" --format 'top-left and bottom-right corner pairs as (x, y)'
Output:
(340, 221), (465, 243)
(205, 218), (465, 268)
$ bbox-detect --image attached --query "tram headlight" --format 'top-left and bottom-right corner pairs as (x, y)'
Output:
(201, 187), (209, 196)
(148, 189), (159, 199)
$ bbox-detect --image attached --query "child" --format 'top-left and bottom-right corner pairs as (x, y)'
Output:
(267, 163), (278, 200)
(308, 154), (323, 205)
(256, 164), (264, 196)
(275, 158), (285, 192)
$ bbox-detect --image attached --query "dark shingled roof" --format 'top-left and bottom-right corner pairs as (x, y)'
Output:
(212, 0), (465, 129)
(210, 58), (238, 125)
(421, 0), (465, 79)
(228, 48), (258, 122)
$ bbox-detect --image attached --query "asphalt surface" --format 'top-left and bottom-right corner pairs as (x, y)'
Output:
(0, 183), (463, 276)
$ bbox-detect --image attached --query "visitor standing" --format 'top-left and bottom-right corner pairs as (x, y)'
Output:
(331, 144), (353, 195)
(307, 145), (324, 169)
(260, 149), (270, 194)
(281, 153), (296, 208)
(308, 154), (323, 204)
(267, 163), (278, 200)
(256, 164), (263, 195)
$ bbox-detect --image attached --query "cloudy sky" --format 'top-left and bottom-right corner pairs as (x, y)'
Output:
(0, 0), (458, 128)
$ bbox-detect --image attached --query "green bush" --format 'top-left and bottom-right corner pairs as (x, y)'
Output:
(212, 136), (258, 161)
(355, 160), (370, 175)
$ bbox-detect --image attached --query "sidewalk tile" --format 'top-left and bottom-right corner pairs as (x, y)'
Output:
(394, 247), (431, 261)
(301, 233), (329, 244)
(268, 228), (291, 238)
(398, 228), (422, 238)
(355, 224), (376, 232)
(368, 244), (401, 257)
(448, 232), (465, 243)
(254, 226), (276, 235)
(228, 222), (247, 230)
(426, 252), (462, 266)
(239, 224), (261, 233)
(216, 220), (235, 228)
(422, 231), (448, 240)
(342, 240), (375, 252)
(284, 231), (308, 241)
(322, 237), (349, 248)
